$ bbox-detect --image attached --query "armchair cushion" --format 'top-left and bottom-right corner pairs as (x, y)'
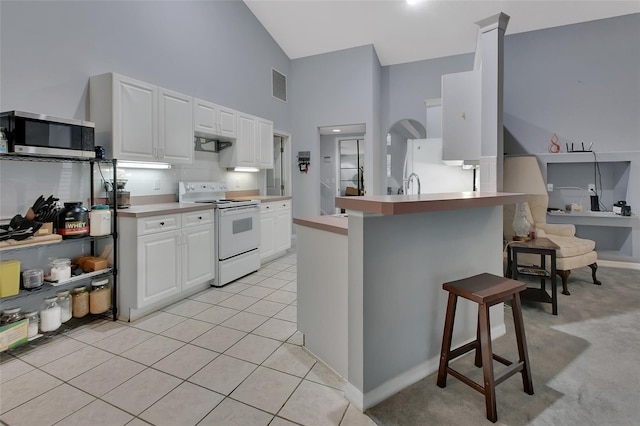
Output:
(544, 234), (596, 258)
(535, 223), (576, 237)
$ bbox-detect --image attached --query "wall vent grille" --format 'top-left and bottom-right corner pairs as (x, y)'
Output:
(272, 69), (287, 103)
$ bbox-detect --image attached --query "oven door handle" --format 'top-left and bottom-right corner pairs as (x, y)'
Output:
(218, 205), (260, 216)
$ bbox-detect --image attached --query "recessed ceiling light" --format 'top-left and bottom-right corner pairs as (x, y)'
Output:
(332, 129), (341, 133)
(406, 0), (426, 5)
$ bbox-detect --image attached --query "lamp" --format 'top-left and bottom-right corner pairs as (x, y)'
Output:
(503, 156), (548, 240)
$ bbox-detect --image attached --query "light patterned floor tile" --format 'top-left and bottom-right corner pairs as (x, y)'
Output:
(191, 326), (247, 353)
(230, 366), (301, 414)
(199, 398), (273, 426)
(18, 336), (86, 367)
(224, 334), (281, 364)
(252, 318), (298, 342)
(244, 299), (287, 317)
(139, 382), (224, 426)
(188, 354), (257, 395)
(55, 399), (133, 426)
(152, 344), (218, 379)
(287, 331), (304, 346)
(263, 262), (290, 271)
(124, 419), (149, 426)
(306, 361), (345, 390)
(193, 305), (239, 324)
(239, 285), (276, 299)
(340, 404), (378, 426)
(93, 327), (155, 355)
(255, 277), (290, 289)
(40, 345), (114, 381)
(162, 299), (212, 317)
(274, 305), (297, 322)
(102, 368), (182, 416)
(0, 357), (34, 383)
(221, 311), (269, 332)
(130, 311), (187, 334)
(65, 320), (128, 344)
(0, 369), (62, 414)
(1, 383), (94, 426)
(279, 380), (349, 426)
(281, 281), (297, 293)
(120, 335), (184, 366)
(264, 290), (297, 305)
(270, 417), (299, 426)
(69, 356), (146, 397)
(161, 318), (214, 342)
(253, 268), (280, 277)
(272, 271), (296, 281)
(237, 274), (267, 285)
(218, 294), (260, 310)
(263, 343), (316, 377)
(219, 282), (252, 294)
(191, 289), (234, 305)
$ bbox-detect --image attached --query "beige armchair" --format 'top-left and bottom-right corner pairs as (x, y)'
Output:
(503, 156), (601, 295)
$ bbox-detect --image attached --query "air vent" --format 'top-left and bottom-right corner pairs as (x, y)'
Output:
(272, 68), (287, 103)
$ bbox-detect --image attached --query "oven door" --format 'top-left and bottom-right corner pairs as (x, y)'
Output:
(217, 205), (260, 260)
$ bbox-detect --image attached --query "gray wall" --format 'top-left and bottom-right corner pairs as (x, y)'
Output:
(503, 13), (640, 155)
(290, 45), (380, 219)
(0, 0), (290, 130)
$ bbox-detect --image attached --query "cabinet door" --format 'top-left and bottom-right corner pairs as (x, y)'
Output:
(274, 202), (292, 253)
(194, 98), (218, 137)
(159, 88), (193, 165)
(237, 113), (257, 167)
(218, 106), (237, 139)
(182, 223), (215, 291)
(137, 230), (182, 307)
(114, 75), (157, 162)
(257, 119), (274, 169)
(260, 207), (276, 261)
(441, 70), (481, 162)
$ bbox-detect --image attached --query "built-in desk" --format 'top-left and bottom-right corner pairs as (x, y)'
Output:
(296, 192), (524, 411)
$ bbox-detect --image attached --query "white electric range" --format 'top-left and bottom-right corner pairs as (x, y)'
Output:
(178, 182), (260, 287)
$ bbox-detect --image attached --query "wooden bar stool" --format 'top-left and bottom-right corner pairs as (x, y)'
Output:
(437, 273), (534, 423)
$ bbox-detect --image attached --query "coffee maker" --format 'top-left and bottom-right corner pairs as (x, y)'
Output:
(105, 179), (131, 208)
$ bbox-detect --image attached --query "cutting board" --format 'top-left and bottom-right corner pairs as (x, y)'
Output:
(0, 234), (63, 250)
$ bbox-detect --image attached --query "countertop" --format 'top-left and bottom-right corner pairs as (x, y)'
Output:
(335, 192), (525, 215)
(293, 215), (348, 235)
(230, 195), (292, 202)
(116, 203), (214, 218)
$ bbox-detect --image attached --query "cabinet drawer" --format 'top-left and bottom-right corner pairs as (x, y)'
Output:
(182, 210), (214, 227)
(137, 214), (180, 235)
(261, 200), (290, 213)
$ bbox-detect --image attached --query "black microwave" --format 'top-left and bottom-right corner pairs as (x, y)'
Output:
(0, 111), (95, 158)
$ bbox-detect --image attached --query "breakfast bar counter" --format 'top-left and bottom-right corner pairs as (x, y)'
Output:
(296, 191), (524, 411)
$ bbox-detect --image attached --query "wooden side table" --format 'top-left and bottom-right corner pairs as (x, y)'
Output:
(506, 237), (560, 315)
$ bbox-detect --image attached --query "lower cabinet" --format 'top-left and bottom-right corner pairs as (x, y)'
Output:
(260, 200), (292, 263)
(119, 209), (215, 321)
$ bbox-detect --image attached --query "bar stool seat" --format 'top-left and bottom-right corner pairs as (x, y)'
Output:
(437, 273), (534, 423)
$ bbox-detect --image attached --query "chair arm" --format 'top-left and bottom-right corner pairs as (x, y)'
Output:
(535, 222), (576, 237)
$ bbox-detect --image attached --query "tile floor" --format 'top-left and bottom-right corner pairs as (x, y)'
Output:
(0, 252), (377, 426)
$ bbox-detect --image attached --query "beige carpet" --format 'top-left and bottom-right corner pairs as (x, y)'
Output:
(366, 266), (640, 425)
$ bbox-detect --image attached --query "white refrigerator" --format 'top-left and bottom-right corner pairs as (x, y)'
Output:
(403, 138), (475, 195)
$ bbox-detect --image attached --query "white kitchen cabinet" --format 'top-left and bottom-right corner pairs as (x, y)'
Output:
(90, 73), (193, 165)
(220, 112), (273, 169)
(118, 208), (215, 321)
(441, 70), (481, 163)
(260, 200), (291, 263)
(194, 98), (237, 140)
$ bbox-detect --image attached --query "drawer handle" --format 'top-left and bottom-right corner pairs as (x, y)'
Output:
(160, 221), (165, 226)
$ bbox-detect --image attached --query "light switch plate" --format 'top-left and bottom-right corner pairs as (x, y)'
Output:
(588, 184), (596, 193)
(547, 183), (553, 192)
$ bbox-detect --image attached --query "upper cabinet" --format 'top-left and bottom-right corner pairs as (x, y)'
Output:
(90, 73), (193, 165)
(220, 112), (273, 169)
(441, 70), (481, 163)
(194, 98), (237, 140)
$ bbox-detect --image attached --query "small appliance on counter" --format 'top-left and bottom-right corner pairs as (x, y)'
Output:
(105, 179), (130, 208)
(613, 201), (631, 216)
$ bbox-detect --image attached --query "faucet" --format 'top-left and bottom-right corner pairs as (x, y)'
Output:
(406, 173), (421, 195)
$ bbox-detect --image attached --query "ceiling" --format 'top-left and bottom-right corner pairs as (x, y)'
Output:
(244, 0), (640, 66)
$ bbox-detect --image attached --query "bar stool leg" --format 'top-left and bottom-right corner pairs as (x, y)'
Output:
(511, 293), (534, 395)
(478, 302), (497, 423)
(474, 313), (482, 367)
(437, 293), (458, 388)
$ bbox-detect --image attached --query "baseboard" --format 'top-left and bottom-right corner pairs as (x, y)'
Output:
(345, 323), (507, 411)
(599, 260), (640, 270)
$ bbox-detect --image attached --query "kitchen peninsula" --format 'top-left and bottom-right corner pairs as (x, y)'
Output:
(295, 191), (525, 411)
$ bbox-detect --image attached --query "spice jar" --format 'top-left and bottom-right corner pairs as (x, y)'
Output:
(89, 278), (111, 314)
(24, 311), (39, 338)
(1, 307), (22, 326)
(56, 290), (72, 322)
(72, 286), (89, 318)
(49, 258), (71, 282)
(40, 296), (61, 332)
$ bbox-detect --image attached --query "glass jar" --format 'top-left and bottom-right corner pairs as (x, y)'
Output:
(89, 278), (111, 314)
(56, 290), (72, 322)
(72, 286), (89, 318)
(49, 258), (71, 282)
(40, 296), (62, 332)
(0, 307), (22, 326)
(24, 311), (39, 338)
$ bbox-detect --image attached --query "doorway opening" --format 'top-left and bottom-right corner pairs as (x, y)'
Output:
(266, 133), (290, 196)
